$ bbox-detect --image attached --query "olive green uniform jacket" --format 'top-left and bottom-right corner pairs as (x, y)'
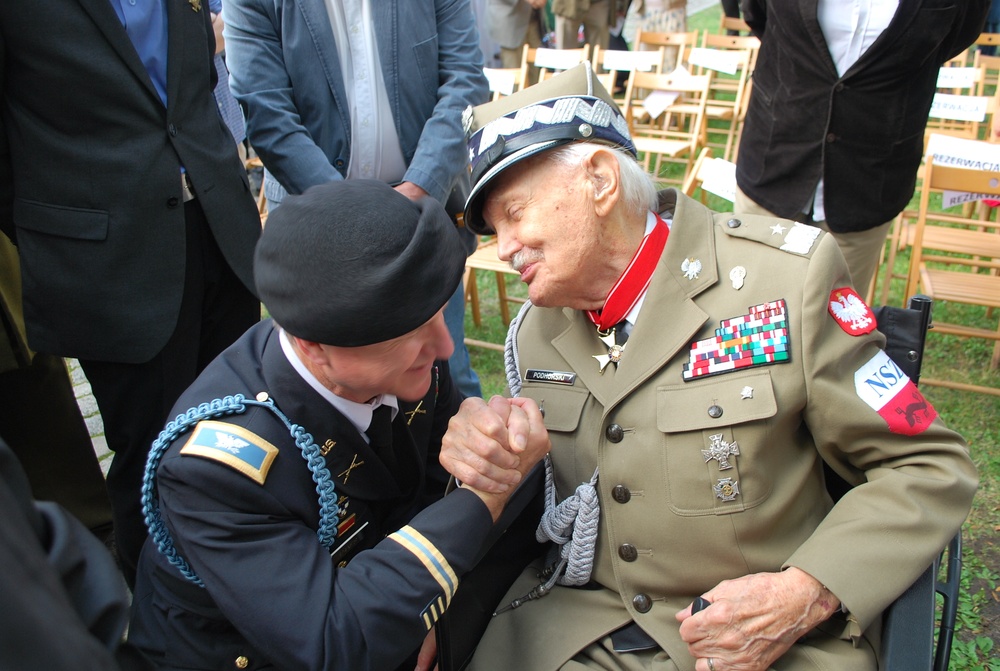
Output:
(470, 190), (977, 670)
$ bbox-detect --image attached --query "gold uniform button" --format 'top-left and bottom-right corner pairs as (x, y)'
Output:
(235, 655), (249, 669)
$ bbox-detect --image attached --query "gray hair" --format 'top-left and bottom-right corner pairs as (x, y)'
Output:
(544, 143), (658, 220)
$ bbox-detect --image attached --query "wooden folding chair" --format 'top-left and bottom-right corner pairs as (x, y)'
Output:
(591, 45), (664, 111)
(903, 153), (1000, 395)
(681, 147), (713, 198)
(520, 45), (591, 86)
(926, 63), (988, 138)
(975, 32), (1000, 59)
(624, 70), (712, 188)
(973, 51), (1000, 92)
(482, 67), (526, 101)
(674, 36), (755, 161)
(463, 238), (525, 352)
(681, 147), (736, 206)
(718, 15), (752, 36)
(875, 95), (999, 305)
(633, 29), (699, 73)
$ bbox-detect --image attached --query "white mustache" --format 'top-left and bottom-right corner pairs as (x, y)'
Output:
(510, 249), (544, 272)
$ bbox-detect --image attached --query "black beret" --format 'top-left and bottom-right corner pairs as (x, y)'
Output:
(254, 180), (467, 347)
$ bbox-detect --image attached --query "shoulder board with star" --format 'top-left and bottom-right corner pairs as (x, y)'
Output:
(714, 213), (826, 258)
(179, 420), (279, 485)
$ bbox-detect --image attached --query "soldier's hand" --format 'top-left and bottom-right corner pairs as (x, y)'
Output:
(675, 568), (841, 671)
(413, 628), (438, 671)
(440, 396), (524, 494)
(394, 181), (430, 202)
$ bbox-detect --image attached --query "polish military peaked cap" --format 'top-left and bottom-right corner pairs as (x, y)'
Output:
(463, 61), (637, 234)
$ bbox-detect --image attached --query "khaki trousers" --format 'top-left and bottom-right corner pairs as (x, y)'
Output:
(555, 0), (610, 50)
(500, 15), (543, 86)
(560, 635), (680, 670)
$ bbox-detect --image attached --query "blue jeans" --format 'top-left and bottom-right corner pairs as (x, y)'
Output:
(444, 281), (482, 399)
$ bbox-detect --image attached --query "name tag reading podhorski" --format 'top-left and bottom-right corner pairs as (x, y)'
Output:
(525, 369), (577, 385)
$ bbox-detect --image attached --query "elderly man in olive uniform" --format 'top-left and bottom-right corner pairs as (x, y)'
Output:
(128, 180), (548, 671)
(445, 64), (977, 671)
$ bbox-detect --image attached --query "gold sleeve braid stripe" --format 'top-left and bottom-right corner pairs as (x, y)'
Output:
(388, 526), (458, 605)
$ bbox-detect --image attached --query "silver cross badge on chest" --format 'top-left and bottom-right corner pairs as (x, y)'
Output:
(702, 433), (740, 470)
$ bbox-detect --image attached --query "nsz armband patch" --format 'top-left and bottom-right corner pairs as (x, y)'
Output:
(854, 350), (937, 435)
(180, 420), (279, 484)
(828, 287), (876, 336)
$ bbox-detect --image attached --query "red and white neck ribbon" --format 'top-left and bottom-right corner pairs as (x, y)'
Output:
(587, 213), (670, 331)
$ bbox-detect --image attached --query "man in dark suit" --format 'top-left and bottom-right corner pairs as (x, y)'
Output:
(735, 0), (988, 294)
(0, 0), (262, 588)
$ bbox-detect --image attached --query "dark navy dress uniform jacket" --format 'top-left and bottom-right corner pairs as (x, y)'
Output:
(128, 321), (496, 670)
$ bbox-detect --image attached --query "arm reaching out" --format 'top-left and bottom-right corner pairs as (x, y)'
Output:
(440, 395), (550, 520)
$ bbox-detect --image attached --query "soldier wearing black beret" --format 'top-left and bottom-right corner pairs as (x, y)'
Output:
(128, 180), (549, 671)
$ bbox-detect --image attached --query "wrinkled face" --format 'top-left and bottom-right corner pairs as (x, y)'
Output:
(482, 154), (610, 310)
(312, 309), (454, 402)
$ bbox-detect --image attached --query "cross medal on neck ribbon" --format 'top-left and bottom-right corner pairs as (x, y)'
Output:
(588, 215), (669, 373)
(593, 328), (625, 373)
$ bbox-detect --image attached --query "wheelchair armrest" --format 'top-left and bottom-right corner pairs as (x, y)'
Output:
(881, 564), (935, 670)
(880, 532), (962, 671)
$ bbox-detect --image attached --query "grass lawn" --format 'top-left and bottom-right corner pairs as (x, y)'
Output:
(463, 5), (1000, 666)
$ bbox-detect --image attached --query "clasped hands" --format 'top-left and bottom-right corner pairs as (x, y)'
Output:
(439, 395), (550, 522)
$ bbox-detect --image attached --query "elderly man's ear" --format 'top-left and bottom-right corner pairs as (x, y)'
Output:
(584, 148), (621, 217)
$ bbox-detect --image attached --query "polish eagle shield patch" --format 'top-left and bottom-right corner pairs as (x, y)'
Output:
(180, 420), (279, 484)
(854, 350), (937, 435)
(828, 287), (877, 336)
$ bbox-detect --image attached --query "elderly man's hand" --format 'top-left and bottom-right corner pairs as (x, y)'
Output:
(675, 567), (841, 671)
(440, 396), (550, 520)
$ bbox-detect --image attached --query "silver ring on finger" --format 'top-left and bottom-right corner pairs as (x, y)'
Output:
(707, 658), (716, 671)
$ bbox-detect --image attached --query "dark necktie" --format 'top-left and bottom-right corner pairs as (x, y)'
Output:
(614, 320), (630, 347)
(366, 405), (397, 474)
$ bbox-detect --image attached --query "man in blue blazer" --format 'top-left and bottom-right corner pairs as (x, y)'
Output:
(225, 0), (489, 399)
